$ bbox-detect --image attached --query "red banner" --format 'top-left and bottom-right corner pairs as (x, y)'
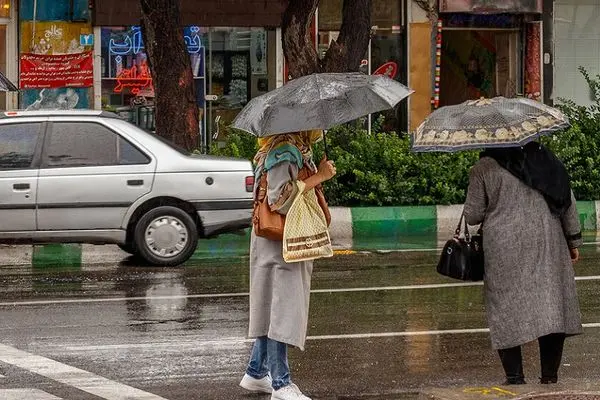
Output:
(20, 52), (94, 89)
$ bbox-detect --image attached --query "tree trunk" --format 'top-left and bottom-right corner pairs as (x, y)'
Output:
(140, 0), (199, 150)
(282, 0), (372, 77)
(281, 0), (320, 79)
(322, 0), (372, 73)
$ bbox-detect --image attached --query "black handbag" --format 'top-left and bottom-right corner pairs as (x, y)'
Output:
(437, 213), (484, 281)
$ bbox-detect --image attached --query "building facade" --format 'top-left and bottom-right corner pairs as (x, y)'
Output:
(3, 0), (596, 136)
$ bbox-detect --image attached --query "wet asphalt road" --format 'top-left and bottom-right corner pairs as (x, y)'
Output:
(0, 247), (599, 399)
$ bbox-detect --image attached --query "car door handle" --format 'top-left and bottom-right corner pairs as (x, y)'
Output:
(13, 183), (30, 190)
(127, 179), (144, 186)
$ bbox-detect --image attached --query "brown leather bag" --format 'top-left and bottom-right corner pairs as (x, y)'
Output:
(253, 167), (331, 241)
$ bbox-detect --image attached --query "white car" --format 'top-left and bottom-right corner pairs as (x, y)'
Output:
(0, 110), (254, 266)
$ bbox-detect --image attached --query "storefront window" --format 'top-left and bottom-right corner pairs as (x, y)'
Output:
(438, 15), (527, 107)
(100, 25), (206, 109)
(100, 26), (273, 146)
(318, 0), (406, 132)
(205, 27), (272, 134)
(439, 29), (522, 106)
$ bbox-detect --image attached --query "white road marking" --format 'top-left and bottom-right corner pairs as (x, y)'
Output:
(0, 388), (62, 400)
(2, 275), (600, 307)
(0, 344), (167, 400)
(310, 322), (600, 340)
(64, 323), (600, 352)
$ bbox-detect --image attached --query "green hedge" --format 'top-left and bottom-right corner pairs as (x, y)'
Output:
(211, 68), (600, 206)
(543, 67), (600, 201)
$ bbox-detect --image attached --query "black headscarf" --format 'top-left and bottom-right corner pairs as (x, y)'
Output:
(481, 142), (572, 217)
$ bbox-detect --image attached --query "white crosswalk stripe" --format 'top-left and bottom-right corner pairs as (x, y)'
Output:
(0, 343), (168, 400)
(0, 389), (62, 400)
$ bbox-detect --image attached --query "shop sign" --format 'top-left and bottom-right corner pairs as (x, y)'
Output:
(114, 60), (154, 96)
(20, 51), (94, 89)
(109, 25), (203, 56)
(443, 14), (520, 28)
(80, 34), (94, 46)
(373, 62), (398, 80)
(439, 0), (542, 14)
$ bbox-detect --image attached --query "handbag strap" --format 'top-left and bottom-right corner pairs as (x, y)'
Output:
(454, 212), (471, 241)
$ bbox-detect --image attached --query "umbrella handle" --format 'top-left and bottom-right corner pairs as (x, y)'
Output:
(323, 132), (329, 159)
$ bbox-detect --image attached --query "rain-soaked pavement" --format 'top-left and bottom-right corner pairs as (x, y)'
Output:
(0, 245), (599, 400)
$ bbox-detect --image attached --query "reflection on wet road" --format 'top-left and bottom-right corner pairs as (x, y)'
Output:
(0, 247), (599, 399)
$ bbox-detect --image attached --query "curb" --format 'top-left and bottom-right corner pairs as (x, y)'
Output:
(1, 201), (598, 267)
(420, 385), (600, 400)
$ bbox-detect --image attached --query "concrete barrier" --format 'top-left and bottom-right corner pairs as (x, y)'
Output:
(1, 201), (598, 267)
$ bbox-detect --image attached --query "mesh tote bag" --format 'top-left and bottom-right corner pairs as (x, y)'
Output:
(283, 181), (333, 263)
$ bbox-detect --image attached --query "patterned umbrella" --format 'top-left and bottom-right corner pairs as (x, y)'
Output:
(231, 72), (413, 137)
(411, 97), (570, 152)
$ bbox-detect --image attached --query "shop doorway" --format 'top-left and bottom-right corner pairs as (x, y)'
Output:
(440, 29), (521, 107)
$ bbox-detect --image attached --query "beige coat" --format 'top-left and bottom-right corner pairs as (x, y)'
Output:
(248, 161), (313, 350)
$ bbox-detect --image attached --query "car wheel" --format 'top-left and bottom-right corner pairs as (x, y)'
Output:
(133, 206), (199, 266)
(118, 243), (137, 255)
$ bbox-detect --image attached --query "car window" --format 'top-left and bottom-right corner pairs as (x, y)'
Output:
(46, 122), (150, 167)
(0, 123), (41, 170)
(119, 137), (150, 165)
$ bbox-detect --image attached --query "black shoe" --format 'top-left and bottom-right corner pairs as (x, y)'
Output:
(504, 377), (527, 385)
(540, 377), (558, 384)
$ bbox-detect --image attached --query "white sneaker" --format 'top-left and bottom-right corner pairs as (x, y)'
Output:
(240, 373), (272, 394)
(271, 383), (311, 400)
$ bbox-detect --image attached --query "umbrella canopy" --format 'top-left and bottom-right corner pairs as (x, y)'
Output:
(411, 97), (570, 152)
(231, 72), (413, 136)
(0, 72), (18, 92)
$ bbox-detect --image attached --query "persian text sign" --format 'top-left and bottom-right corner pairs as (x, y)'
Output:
(20, 52), (94, 89)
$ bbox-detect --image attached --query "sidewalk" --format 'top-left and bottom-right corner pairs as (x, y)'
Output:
(1, 202), (598, 267)
(326, 384), (600, 399)
(421, 383), (600, 399)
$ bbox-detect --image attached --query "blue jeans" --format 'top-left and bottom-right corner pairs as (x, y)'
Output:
(246, 336), (290, 390)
